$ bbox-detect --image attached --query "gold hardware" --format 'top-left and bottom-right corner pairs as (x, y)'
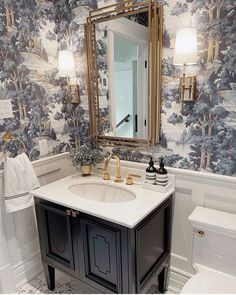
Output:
(114, 176), (122, 183)
(68, 83), (80, 104)
(126, 175), (133, 185)
(71, 210), (79, 218)
(66, 209), (71, 216)
(193, 230), (205, 237)
(126, 174), (142, 185)
(179, 74), (196, 114)
(2, 133), (27, 159)
(103, 172), (111, 180)
(103, 154), (123, 183)
(3, 133), (12, 142)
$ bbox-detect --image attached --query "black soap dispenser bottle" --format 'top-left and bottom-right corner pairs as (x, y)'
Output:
(156, 157), (168, 187)
(145, 157), (157, 184)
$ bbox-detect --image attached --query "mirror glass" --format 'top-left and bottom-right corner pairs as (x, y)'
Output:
(96, 12), (149, 140)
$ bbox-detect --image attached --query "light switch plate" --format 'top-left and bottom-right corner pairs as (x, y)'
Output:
(39, 139), (48, 156)
(0, 100), (14, 119)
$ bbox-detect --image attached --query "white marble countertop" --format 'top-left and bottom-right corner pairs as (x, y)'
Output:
(31, 174), (174, 228)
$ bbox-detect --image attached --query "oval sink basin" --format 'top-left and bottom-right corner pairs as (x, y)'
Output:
(68, 182), (136, 203)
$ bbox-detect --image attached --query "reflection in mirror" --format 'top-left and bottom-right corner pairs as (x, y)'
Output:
(97, 13), (149, 140)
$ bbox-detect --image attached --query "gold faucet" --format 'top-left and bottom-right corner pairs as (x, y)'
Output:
(103, 154), (123, 183)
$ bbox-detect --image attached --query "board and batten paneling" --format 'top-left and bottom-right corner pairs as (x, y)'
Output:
(0, 152), (75, 292)
(0, 154), (235, 293)
(95, 160), (236, 293)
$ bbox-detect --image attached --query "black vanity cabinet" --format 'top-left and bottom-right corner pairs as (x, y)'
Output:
(35, 196), (172, 294)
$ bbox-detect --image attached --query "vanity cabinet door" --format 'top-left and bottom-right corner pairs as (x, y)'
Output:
(36, 203), (74, 270)
(76, 216), (123, 293)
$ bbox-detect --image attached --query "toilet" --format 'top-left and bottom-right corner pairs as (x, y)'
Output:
(181, 206), (236, 294)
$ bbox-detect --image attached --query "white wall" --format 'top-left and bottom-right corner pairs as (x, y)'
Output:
(0, 152), (75, 292)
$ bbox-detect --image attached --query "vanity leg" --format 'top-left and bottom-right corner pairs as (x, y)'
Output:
(43, 262), (55, 290)
(158, 265), (169, 293)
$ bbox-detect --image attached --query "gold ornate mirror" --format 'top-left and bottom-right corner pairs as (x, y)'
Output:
(85, 0), (163, 148)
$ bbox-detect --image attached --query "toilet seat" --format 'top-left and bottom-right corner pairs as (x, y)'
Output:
(181, 268), (236, 294)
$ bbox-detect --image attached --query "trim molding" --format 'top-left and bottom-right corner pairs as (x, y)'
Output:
(14, 252), (42, 290)
(167, 253), (193, 294)
(104, 159), (236, 184)
(168, 267), (191, 294)
(0, 152), (70, 178)
(0, 263), (16, 293)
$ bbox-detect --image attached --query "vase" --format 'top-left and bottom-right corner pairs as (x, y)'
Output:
(80, 165), (92, 176)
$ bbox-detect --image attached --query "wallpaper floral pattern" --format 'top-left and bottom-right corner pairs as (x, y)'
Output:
(0, 0), (91, 162)
(0, 0), (235, 176)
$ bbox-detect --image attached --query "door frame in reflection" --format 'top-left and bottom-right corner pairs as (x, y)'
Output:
(107, 17), (148, 140)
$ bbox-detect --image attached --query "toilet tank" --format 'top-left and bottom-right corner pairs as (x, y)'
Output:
(189, 206), (236, 276)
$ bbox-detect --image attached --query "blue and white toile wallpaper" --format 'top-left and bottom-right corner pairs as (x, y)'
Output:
(0, 0), (235, 176)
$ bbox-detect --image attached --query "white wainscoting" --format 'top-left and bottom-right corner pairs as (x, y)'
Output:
(0, 154), (235, 293)
(95, 160), (236, 294)
(0, 152), (75, 292)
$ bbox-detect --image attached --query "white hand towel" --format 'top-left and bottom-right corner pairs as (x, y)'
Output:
(4, 153), (40, 213)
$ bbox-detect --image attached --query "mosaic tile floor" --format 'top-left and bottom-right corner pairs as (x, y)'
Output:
(17, 272), (98, 294)
(17, 271), (163, 294)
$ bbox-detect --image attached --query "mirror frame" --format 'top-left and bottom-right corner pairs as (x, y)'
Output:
(85, 0), (163, 148)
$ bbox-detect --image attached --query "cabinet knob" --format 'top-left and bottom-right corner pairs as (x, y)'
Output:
(71, 210), (79, 218)
(66, 209), (71, 216)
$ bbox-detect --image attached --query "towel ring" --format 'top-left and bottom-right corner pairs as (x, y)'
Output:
(2, 133), (26, 160)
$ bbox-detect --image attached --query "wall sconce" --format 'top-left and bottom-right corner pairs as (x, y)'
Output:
(58, 50), (80, 104)
(174, 28), (197, 113)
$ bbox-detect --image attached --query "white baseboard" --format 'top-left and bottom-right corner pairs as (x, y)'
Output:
(14, 252), (42, 290)
(168, 266), (192, 294)
(168, 253), (193, 294)
(0, 263), (16, 293)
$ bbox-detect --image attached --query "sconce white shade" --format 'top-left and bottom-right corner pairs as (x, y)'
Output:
(58, 50), (76, 77)
(173, 28), (197, 65)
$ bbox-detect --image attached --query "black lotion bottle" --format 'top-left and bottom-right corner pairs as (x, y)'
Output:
(156, 157), (168, 186)
(145, 157), (157, 184)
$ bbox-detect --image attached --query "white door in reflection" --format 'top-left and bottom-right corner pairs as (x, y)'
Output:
(108, 17), (148, 140)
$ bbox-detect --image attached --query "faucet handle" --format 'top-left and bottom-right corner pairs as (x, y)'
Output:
(126, 175), (134, 185)
(103, 172), (110, 180)
(126, 174), (142, 185)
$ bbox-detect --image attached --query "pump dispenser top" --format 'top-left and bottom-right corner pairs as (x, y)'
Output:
(156, 157), (167, 175)
(145, 157), (156, 184)
(146, 157), (156, 173)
